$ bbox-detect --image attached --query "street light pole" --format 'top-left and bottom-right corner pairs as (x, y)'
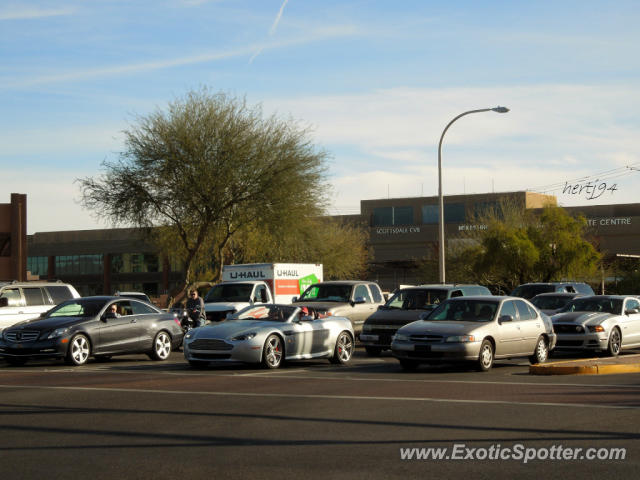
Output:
(437, 106), (509, 284)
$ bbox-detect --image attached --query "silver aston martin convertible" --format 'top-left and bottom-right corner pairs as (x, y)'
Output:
(183, 304), (355, 368)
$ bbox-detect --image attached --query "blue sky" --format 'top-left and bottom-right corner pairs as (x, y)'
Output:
(2, 0), (639, 233)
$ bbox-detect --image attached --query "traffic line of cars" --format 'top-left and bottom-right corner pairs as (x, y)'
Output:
(1, 280), (638, 373)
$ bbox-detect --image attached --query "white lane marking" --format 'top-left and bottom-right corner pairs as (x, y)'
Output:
(0, 384), (636, 410)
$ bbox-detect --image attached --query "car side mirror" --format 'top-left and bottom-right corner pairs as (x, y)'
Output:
(292, 296), (298, 303)
(498, 315), (514, 324)
(418, 312), (430, 320)
(0, 297), (8, 308)
(351, 296), (366, 306)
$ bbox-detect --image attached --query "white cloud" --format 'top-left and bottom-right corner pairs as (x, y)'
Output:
(0, 5), (75, 20)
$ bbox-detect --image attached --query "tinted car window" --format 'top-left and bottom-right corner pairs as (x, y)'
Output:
(450, 290), (463, 298)
(428, 299), (498, 322)
(355, 285), (372, 303)
(386, 289), (447, 310)
(369, 284), (383, 303)
(23, 287), (46, 306)
(532, 295), (572, 311)
(499, 300), (518, 320)
(48, 299), (106, 318)
(514, 300), (536, 320)
(131, 300), (158, 314)
(561, 297), (623, 315)
(117, 301), (134, 316)
(46, 285), (74, 304)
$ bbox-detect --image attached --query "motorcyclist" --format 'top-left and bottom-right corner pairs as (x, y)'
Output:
(185, 289), (206, 327)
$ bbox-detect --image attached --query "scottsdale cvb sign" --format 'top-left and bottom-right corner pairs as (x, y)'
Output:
(375, 226), (421, 235)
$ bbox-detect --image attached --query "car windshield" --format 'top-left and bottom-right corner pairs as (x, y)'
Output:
(427, 300), (499, 322)
(299, 284), (352, 302)
(47, 298), (108, 318)
(559, 298), (623, 315)
(531, 295), (574, 310)
(385, 289), (448, 310)
(235, 305), (297, 322)
(204, 283), (253, 302)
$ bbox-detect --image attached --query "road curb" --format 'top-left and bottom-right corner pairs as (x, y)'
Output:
(530, 358), (640, 376)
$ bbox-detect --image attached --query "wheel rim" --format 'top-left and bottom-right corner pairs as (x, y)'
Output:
(155, 332), (171, 360)
(71, 336), (90, 364)
(610, 330), (621, 355)
(537, 338), (548, 362)
(480, 343), (493, 368)
(265, 336), (282, 367)
(337, 333), (353, 361)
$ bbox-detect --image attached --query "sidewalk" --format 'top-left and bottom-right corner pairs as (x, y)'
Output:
(530, 353), (640, 375)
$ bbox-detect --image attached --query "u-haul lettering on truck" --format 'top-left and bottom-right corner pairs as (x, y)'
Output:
(276, 270), (299, 277)
(228, 271), (267, 279)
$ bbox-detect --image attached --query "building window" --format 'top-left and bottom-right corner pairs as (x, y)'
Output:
(372, 206), (414, 226)
(422, 203), (466, 224)
(111, 253), (159, 273)
(55, 255), (103, 275)
(373, 207), (393, 226)
(27, 256), (48, 276)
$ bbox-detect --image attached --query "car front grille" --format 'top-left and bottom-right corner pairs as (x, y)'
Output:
(4, 330), (41, 343)
(188, 338), (233, 351)
(409, 334), (444, 343)
(192, 353), (232, 360)
(554, 324), (585, 334)
(557, 340), (584, 347)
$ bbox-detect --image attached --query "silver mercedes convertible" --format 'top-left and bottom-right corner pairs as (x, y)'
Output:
(183, 304), (355, 369)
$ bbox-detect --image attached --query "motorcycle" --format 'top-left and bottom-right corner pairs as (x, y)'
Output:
(172, 307), (200, 334)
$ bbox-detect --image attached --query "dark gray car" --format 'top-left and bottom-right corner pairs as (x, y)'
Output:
(0, 296), (183, 366)
(360, 285), (491, 355)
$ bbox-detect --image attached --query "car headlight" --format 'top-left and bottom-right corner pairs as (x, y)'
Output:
(231, 332), (257, 341)
(393, 333), (409, 342)
(445, 335), (476, 343)
(588, 325), (605, 333)
(48, 328), (70, 339)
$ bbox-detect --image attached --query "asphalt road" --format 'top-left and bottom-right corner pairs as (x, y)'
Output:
(1, 349), (639, 479)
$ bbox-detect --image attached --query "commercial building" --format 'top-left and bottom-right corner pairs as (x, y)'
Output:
(2, 192), (639, 296)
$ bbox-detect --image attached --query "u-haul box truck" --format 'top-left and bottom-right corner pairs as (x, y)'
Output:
(203, 263), (323, 322)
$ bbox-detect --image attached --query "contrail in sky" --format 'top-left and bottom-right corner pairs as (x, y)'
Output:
(249, 0), (289, 63)
(269, 0), (289, 35)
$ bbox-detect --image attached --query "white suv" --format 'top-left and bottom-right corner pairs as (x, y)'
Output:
(0, 281), (81, 331)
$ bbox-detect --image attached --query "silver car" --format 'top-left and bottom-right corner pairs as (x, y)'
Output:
(183, 304), (355, 369)
(552, 295), (640, 356)
(391, 296), (556, 371)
